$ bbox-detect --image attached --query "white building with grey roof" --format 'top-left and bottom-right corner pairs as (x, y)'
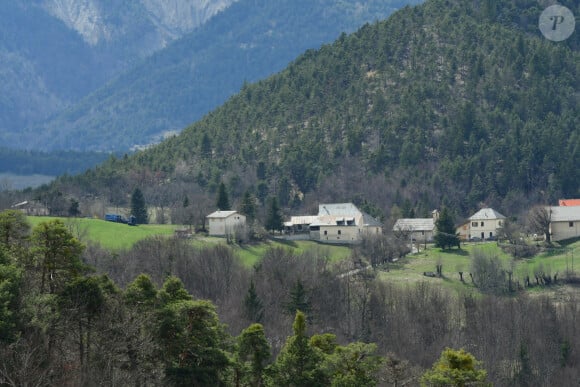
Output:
(285, 203), (382, 244)
(206, 210), (246, 236)
(393, 210), (439, 243)
(467, 208), (506, 240)
(547, 206), (580, 242)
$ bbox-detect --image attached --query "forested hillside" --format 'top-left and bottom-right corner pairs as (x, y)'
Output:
(47, 0), (579, 220)
(24, 0), (420, 152)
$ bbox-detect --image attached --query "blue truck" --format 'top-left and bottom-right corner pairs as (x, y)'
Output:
(105, 214), (137, 226)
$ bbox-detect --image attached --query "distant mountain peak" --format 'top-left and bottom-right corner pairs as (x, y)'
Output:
(42, 0), (236, 46)
(42, 0), (110, 45)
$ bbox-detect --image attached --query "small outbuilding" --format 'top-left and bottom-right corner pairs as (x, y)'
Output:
(547, 206), (580, 242)
(206, 210), (246, 237)
(393, 210), (439, 243)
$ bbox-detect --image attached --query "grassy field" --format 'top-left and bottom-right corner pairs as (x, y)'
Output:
(233, 239), (352, 268)
(378, 240), (580, 294)
(25, 216), (580, 294)
(25, 216), (352, 266)
(27, 216), (176, 250)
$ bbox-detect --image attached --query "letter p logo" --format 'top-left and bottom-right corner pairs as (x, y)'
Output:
(539, 5), (575, 42)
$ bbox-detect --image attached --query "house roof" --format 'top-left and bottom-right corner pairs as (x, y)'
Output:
(393, 218), (435, 231)
(559, 199), (580, 206)
(284, 216), (319, 227)
(318, 203), (360, 216)
(288, 216), (319, 225)
(362, 213), (382, 227)
(548, 206), (580, 222)
(469, 208), (506, 220)
(206, 210), (240, 219)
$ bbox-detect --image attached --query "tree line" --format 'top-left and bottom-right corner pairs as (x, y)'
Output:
(3, 209), (580, 383)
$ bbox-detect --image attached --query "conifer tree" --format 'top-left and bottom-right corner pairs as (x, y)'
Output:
(239, 190), (257, 224)
(285, 279), (311, 318)
(269, 311), (325, 386)
(237, 323), (270, 387)
(265, 197), (283, 233)
(243, 280), (264, 323)
(216, 182), (231, 211)
(131, 188), (148, 224)
(434, 208), (460, 249)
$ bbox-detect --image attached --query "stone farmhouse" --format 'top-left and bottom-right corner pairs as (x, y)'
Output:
(206, 210), (246, 236)
(393, 210), (439, 243)
(284, 203), (382, 244)
(456, 208), (506, 241)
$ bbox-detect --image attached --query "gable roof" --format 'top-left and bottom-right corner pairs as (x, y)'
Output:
(548, 206), (580, 222)
(469, 208), (506, 221)
(393, 218), (435, 231)
(559, 199), (580, 207)
(304, 203), (382, 228)
(318, 203), (361, 216)
(206, 210), (240, 219)
(362, 213), (382, 227)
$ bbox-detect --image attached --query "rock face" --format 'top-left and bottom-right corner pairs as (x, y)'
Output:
(141, 0), (233, 40)
(42, 0), (235, 48)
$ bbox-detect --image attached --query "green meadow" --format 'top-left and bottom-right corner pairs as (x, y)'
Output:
(25, 216), (580, 293)
(27, 216), (176, 250)
(25, 216), (352, 266)
(379, 240), (580, 292)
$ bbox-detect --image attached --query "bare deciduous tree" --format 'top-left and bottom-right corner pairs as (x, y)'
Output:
(527, 206), (552, 243)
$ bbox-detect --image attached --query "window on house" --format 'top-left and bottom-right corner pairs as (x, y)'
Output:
(480, 222), (484, 227)
(472, 222), (478, 227)
(570, 222), (574, 227)
(324, 230), (327, 235)
(498, 221), (502, 226)
(338, 230), (341, 235)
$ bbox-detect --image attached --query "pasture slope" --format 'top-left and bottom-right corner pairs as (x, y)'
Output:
(25, 216), (351, 266)
(25, 216), (580, 293)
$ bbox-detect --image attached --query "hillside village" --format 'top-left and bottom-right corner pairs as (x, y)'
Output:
(0, 0), (578, 384)
(204, 199), (580, 246)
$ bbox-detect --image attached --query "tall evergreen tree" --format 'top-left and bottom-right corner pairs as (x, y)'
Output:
(239, 190), (257, 224)
(434, 208), (460, 249)
(269, 311), (325, 386)
(265, 197), (283, 233)
(236, 323), (270, 387)
(216, 182), (231, 211)
(285, 279), (312, 318)
(131, 188), (148, 224)
(243, 280), (264, 323)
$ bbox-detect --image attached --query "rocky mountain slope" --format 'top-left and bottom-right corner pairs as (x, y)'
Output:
(0, 0), (234, 148)
(3, 0), (420, 152)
